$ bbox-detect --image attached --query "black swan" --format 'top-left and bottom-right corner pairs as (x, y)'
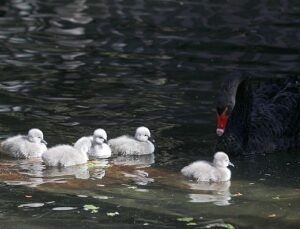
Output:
(215, 74), (300, 156)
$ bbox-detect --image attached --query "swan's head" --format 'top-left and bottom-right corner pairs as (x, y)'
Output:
(216, 74), (244, 136)
(135, 126), (152, 142)
(213, 152), (234, 168)
(28, 128), (47, 145)
(93, 128), (107, 144)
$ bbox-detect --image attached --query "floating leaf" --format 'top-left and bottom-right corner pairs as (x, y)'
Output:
(187, 222), (197, 226)
(25, 195), (32, 198)
(87, 161), (97, 168)
(83, 204), (99, 210)
(18, 203), (44, 208)
(83, 204), (99, 213)
(205, 223), (235, 229)
(268, 214), (277, 218)
(272, 196), (280, 200)
(107, 211), (119, 217)
(177, 217), (194, 222)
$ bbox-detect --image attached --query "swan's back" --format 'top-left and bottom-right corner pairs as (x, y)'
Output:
(42, 144), (88, 167)
(1, 135), (26, 158)
(181, 161), (214, 182)
(1, 135), (47, 158)
(216, 76), (300, 156)
(108, 135), (154, 155)
(248, 78), (300, 154)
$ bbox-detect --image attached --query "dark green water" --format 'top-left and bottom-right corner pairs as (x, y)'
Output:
(0, 0), (299, 228)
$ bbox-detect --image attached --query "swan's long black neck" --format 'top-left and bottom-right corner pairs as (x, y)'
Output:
(216, 76), (253, 156)
(216, 72), (245, 115)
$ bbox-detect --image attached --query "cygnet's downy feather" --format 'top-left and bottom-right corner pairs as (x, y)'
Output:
(0, 128), (47, 159)
(181, 152), (234, 182)
(74, 128), (111, 159)
(108, 126), (155, 155)
(42, 138), (90, 167)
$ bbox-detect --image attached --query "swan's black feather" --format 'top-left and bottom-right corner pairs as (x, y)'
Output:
(216, 76), (300, 156)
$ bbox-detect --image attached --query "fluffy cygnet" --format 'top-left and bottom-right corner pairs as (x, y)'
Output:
(42, 138), (91, 167)
(108, 126), (155, 155)
(181, 152), (234, 182)
(74, 128), (111, 159)
(0, 128), (47, 159)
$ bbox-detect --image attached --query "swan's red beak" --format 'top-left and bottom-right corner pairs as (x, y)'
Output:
(216, 111), (227, 136)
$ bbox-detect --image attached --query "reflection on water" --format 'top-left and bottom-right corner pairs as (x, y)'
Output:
(0, 157), (299, 228)
(43, 164), (90, 179)
(0, 0), (300, 228)
(113, 154), (155, 166)
(114, 154), (155, 186)
(187, 181), (231, 206)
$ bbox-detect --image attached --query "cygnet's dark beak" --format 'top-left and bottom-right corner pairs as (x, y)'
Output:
(149, 137), (155, 143)
(99, 137), (107, 143)
(42, 139), (47, 145)
(229, 161), (234, 167)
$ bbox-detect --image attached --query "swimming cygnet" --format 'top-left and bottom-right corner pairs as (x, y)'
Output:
(74, 128), (111, 159)
(108, 126), (155, 155)
(42, 137), (91, 167)
(181, 152), (234, 182)
(0, 128), (47, 159)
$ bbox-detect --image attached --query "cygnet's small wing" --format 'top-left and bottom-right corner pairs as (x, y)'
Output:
(58, 145), (88, 167)
(108, 135), (154, 155)
(42, 144), (88, 167)
(181, 160), (215, 182)
(42, 144), (65, 166)
(0, 135), (28, 158)
(74, 136), (92, 154)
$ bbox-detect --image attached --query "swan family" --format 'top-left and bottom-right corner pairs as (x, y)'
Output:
(0, 126), (233, 182)
(1, 75), (298, 183)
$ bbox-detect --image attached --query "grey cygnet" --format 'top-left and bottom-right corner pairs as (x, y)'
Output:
(108, 126), (155, 155)
(1, 128), (47, 159)
(181, 152), (234, 182)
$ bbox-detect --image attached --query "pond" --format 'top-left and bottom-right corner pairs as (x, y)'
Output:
(0, 0), (299, 228)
